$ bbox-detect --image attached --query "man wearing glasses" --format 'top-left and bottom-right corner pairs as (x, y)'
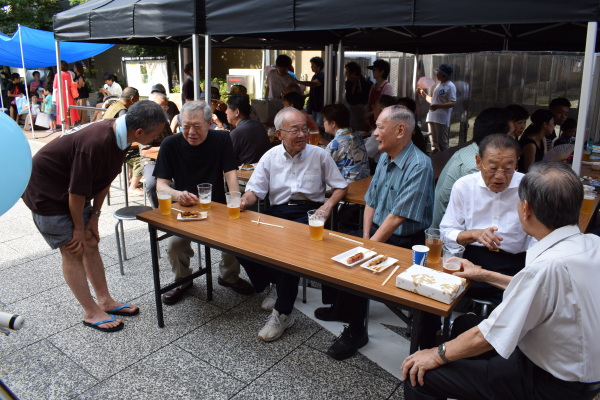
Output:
(239, 107), (348, 342)
(440, 133), (534, 304)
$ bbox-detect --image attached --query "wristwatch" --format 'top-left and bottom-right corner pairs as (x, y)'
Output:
(437, 343), (450, 363)
(92, 210), (102, 217)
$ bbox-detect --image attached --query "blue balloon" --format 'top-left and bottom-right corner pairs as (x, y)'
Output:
(0, 113), (32, 216)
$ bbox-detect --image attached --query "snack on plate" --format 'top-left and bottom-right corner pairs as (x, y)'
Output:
(241, 164), (254, 169)
(346, 252), (365, 264)
(181, 211), (201, 219)
(366, 255), (388, 267)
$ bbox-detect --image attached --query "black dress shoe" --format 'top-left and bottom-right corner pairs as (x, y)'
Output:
(327, 326), (368, 360)
(217, 277), (254, 295)
(162, 283), (193, 305)
(314, 306), (352, 323)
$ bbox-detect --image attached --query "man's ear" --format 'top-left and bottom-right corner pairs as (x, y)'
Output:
(396, 123), (405, 139)
(475, 154), (483, 172)
(521, 199), (532, 220)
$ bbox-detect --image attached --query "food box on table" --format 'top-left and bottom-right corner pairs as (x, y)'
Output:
(396, 265), (466, 304)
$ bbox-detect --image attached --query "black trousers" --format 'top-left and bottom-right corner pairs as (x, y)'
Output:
(321, 226), (424, 332)
(463, 245), (526, 304)
(237, 202), (321, 315)
(403, 346), (597, 400)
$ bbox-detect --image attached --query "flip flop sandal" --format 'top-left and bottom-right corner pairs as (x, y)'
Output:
(83, 314), (124, 332)
(107, 302), (140, 316)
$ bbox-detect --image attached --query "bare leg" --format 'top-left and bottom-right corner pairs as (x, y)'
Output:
(59, 243), (122, 330)
(82, 229), (138, 314)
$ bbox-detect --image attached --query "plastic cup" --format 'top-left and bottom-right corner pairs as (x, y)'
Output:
(198, 183), (212, 209)
(225, 191), (241, 219)
(309, 131), (320, 145)
(412, 245), (430, 265)
(581, 193), (596, 214)
(425, 228), (443, 264)
(307, 209), (326, 240)
(157, 191), (172, 215)
(442, 244), (465, 273)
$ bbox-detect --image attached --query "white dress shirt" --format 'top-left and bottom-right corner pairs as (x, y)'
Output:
(478, 225), (600, 382)
(246, 144), (347, 205)
(440, 171), (534, 254)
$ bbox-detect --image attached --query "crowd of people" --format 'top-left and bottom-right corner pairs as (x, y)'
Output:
(16, 55), (599, 400)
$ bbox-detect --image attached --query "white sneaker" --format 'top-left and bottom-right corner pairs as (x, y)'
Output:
(258, 310), (295, 342)
(261, 284), (277, 311)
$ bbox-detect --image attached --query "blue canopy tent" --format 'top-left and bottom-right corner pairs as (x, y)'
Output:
(0, 25), (112, 68)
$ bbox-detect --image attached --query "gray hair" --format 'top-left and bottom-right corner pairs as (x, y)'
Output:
(274, 107), (306, 130)
(126, 100), (168, 131)
(518, 162), (582, 229)
(383, 105), (415, 132)
(181, 100), (212, 123)
(149, 92), (168, 102)
(121, 87), (139, 101)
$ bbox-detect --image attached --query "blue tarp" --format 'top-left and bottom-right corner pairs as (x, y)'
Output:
(0, 26), (112, 69)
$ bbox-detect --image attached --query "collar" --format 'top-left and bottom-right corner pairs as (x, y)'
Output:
(384, 141), (414, 171)
(335, 128), (352, 137)
(526, 225), (582, 264)
(476, 171), (523, 191)
(114, 114), (130, 150)
(280, 143), (307, 160)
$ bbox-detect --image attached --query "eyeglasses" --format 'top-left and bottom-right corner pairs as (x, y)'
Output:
(481, 164), (516, 175)
(182, 123), (204, 131)
(280, 127), (309, 135)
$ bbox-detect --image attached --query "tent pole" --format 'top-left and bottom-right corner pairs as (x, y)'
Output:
(178, 44), (184, 93)
(572, 21), (597, 176)
(336, 40), (344, 104)
(192, 34), (200, 100)
(324, 45), (333, 105)
(17, 25), (34, 138)
(205, 35), (212, 99)
(54, 40), (65, 134)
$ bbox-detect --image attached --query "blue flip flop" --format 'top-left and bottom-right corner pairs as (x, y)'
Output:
(83, 314), (124, 332)
(107, 302), (140, 316)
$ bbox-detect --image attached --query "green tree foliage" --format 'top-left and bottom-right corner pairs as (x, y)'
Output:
(0, 0), (64, 35)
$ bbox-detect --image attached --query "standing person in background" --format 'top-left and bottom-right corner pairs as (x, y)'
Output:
(53, 60), (80, 130)
(344, 62), (372, 132)
(365, 59), (393, 129)
(265, 54), (295, 100)
(42, 86), (57, 133)
(73, 62), (89, 125)
(181, 62), (195, 105)
(546, 97), (571, 149)
(6, 72), (25, 123)
(419, 64), (456, 154)
(296, 56), (324, 125)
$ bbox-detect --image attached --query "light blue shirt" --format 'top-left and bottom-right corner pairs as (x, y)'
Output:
(365, 141), (434, 237)
(325, 128), (370, 183)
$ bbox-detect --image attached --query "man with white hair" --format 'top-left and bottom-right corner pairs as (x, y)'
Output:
(153, 101), (254, 305)
(239, 107), (348, 342)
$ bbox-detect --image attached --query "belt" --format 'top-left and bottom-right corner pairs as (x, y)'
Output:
(278, 200), (322, 206)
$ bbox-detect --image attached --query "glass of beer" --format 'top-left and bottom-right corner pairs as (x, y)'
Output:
(225, 191), (241, 219)
(581, 193), (596, 214)
(309, 131), (320, 146)
(157, 191), (172, 215)
(442, 244), (465, 274)
(197, 183), (212, 209)
(307, 209), (326, 240)
(425, 228), (443, 264)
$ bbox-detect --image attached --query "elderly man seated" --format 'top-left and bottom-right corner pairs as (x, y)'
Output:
(239, 107), (348, 342)
(440, 133), (534, 303)
(402, 162), (600, 400)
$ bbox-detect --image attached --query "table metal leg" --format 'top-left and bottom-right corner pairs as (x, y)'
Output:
(409, 309), (423, 354)
(204, 245), (213, 301)
(149, 225), (164, 327)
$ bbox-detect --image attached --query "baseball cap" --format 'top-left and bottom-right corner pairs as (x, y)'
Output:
(434, 64), (453, 79)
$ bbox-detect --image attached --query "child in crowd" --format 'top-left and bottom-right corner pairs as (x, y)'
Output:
(42, 86), (56, 132)
(554, 117), (576, 146)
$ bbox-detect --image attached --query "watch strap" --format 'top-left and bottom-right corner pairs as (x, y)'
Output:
(437, 343), (450, 363)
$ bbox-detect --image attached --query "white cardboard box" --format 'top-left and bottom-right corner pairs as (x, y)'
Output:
(396, 264), (467, 304)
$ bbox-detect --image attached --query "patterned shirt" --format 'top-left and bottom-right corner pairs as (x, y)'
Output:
(365, 141), (434, 237)
(325, 128), (370, 183)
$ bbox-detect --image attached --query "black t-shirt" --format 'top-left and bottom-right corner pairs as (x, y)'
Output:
(230, 119), (271, 166)
(153, 131), (237, 203)
(74, 74), (89, 99)
(181, 77), (194, 104)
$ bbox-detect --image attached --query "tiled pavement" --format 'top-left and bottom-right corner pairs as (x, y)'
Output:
(0, 137), (409, 399)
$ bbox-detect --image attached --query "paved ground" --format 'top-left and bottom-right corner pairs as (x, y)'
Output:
(0, 135), (410, 399)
